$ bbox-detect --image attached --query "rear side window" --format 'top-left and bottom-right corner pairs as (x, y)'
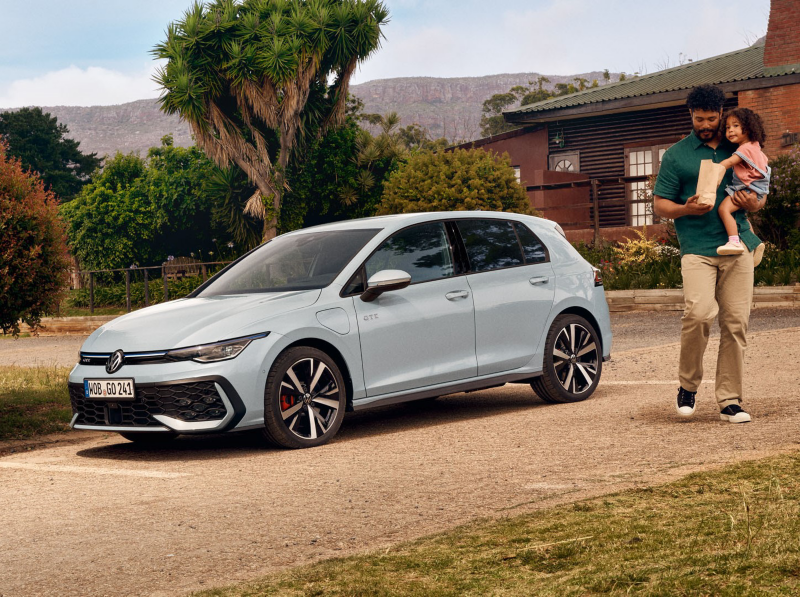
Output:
(364, 222), (455, 284)
(514, 223), (549, 264)
(456, 219), (524, 272)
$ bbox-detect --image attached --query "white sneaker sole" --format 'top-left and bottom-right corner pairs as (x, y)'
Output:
(720, 412), (752, 423)
(717, 245), (745, 255)
(676, 405), (695, 418)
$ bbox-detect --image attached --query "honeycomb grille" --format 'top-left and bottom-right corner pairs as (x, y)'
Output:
(69, 381), (227, 427)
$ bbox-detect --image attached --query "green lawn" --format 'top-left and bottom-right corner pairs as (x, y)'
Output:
(0, 366), (73, 440)
(196, 453), (800, 596)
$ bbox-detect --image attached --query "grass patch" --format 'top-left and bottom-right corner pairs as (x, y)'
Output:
(196, 453), (800, 596)
(0, 366), (73, 440)
(49, 306), (127, 318)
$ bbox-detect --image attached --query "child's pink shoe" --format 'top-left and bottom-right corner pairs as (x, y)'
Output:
(717, 241), (745, 255)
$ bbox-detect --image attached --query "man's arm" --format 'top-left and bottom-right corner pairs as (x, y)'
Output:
(653, 194), (714, 219)
(731, 189), (766, 212)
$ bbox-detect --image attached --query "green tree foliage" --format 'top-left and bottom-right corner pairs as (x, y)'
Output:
(377, 148), (538, 216)
(61, 138), (236, 271)
(0, 143), (70, 336)
(0, 107), (101, 201)
(282, 114), (401, 229)
(153, 0), (389, 240)
(754, 145), (800, 249)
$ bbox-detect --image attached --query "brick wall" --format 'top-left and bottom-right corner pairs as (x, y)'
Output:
(738, 83), (800, 156)
(763, 0), (800, 68)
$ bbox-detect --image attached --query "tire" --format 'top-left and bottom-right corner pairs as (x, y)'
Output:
(262, 346), (347, 449)
(531, 314), (602, 404)
(119, 431), (178, 444)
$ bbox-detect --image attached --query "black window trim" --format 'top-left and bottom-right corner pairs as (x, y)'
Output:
(340, 217), (552, 298)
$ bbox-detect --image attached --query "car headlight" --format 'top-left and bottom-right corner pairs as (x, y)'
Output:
(166, 333), (269, 363)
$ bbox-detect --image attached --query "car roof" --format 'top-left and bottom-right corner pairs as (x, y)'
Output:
(285, 211), (554, 236)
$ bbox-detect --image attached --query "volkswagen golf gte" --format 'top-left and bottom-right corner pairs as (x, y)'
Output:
(69, 212), (612, 449)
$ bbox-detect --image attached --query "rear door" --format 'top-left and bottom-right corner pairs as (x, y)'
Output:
(455, 219), (555, 376)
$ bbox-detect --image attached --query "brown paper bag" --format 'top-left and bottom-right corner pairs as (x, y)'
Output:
(696, 159), (726, 206)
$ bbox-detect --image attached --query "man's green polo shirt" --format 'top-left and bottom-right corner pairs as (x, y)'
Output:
(654, 130), (760, 256)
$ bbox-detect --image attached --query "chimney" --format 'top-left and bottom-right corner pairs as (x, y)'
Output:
(763, 0), (800, 74)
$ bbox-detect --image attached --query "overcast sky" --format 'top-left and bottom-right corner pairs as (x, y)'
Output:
(0, 0), (771, 108)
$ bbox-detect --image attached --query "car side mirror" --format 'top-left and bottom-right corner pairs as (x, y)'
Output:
(360, 270), (412, 302)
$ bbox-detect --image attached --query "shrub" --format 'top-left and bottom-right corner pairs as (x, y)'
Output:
(377, 148), (538, 216)
(0, 143), (70, 336)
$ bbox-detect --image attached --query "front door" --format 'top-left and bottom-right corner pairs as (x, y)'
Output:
(353, 222), (477, 397)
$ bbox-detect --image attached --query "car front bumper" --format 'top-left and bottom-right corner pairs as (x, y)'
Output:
(68, 333), (281, 434)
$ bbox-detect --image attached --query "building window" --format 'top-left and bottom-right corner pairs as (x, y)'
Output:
(512, 165), (521, 184)
(625, 144), (671, 226)
(549, 151), (580, 173)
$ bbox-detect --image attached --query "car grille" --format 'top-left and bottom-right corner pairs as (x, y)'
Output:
(69, 381), (228, 427)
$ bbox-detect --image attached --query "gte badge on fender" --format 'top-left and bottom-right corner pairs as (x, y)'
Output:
(106, 350), (125, 374)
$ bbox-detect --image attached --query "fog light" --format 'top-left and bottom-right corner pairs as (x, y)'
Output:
(202, 396), (217, 404)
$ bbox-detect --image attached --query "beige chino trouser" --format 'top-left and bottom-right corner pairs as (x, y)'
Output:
(679, 251), (754, 408)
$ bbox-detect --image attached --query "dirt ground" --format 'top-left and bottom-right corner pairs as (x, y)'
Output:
(1, 309), (799, 596)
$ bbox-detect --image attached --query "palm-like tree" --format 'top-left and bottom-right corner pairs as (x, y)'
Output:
(153, 0), (389, 240)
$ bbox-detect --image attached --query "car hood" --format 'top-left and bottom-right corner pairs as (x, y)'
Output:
(82, 290), (321, 353)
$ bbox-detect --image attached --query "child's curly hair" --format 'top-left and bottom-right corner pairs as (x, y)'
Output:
(725, 107), (767, 145)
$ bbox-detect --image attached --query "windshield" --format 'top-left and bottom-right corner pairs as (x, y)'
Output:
(196, 229), (380, 296)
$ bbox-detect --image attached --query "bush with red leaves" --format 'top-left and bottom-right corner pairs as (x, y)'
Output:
(0, 142), (70, 336)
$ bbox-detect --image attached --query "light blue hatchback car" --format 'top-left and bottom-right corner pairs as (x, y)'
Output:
(69, 211), (612, 448)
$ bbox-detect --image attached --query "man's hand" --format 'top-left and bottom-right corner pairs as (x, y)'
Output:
(731, 189), (764, 212)
(683, 195), (714, 216)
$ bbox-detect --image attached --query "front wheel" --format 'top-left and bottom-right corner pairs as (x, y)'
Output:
(262, 347), (347, 449)
(531, 314), (602, 403)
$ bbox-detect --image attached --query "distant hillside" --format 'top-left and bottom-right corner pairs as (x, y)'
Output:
(7, 71), (615, 157)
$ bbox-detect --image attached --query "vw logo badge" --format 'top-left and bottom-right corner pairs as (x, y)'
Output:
(106, 350), (125, 374)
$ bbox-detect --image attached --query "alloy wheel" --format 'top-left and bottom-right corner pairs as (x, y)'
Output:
(552, 322), (599, 395)
(278, 357), (341, 440)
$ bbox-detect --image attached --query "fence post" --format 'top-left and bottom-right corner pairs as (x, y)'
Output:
(202, 264), (207, 282)
(162, 266), (169, 302)
(125, 269), (131, 313)
(89, 272), (95, 315)
(143, 269), (149, 307)
(591, 179), (601, 246)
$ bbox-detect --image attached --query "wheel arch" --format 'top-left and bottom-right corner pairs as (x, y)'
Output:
(554, 306), (604, 353)
(281, 338), (355, 411)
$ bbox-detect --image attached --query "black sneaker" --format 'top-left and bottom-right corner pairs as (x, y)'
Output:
(676, 387), (696, 418)
(720, 404), (751, 423)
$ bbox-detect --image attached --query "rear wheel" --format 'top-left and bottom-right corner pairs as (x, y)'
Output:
(531, 314), (602, 403)
(263, 347), (347, 449)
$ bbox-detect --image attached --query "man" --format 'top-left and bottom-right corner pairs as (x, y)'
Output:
(653, 84), (765, 424)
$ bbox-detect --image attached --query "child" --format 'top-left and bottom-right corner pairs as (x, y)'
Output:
(716, 107), (769, 258)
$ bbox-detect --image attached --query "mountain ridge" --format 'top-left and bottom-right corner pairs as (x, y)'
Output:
(2, 71), (615, 157)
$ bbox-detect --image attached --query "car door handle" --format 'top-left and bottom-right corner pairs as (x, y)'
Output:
(529, 276), (549, 285)
(445, 290), (470, 301)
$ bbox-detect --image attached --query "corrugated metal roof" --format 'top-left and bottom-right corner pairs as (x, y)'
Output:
(506, 45), (768, 117)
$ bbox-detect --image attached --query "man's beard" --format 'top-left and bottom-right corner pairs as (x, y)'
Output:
(694, 123), (720, 141)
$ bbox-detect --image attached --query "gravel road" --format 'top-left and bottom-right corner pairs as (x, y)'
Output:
(0, 309), (799, 596)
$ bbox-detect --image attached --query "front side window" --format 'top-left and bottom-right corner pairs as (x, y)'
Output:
(196, 229), (379, 296)
(457, 219), (524, 272)
(364, 222), (454, 284)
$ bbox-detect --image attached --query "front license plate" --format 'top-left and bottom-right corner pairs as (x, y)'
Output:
(84, 379), (136, 401)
